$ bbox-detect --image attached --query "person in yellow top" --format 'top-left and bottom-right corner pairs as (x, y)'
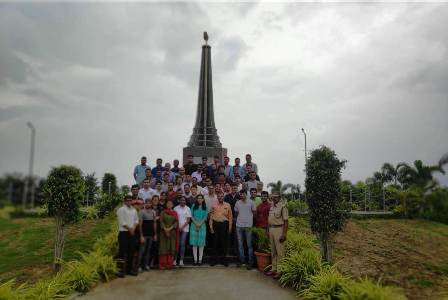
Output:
(265, 191), (288, 279)
(209, 191), (233, 266)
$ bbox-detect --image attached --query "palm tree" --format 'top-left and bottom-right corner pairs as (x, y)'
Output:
(396, 160), (444, 190)
(381, 163), (396, 185)
(267, 180), (295, 196)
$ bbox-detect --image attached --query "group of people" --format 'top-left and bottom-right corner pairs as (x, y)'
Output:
(116, 154), (289, 279)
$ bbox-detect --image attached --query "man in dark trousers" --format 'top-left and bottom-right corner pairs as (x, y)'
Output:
(209, 191), (233, 266)
(116, 195), (139, 277)
(224, 184), (240, 249)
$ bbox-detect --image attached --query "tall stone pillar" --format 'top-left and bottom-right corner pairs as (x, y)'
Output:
(183, 33), (227, 164)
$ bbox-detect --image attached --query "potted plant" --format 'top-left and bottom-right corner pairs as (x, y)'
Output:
(251, 227), (271, 272)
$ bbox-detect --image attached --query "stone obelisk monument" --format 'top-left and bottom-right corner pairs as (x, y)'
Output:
(183, 32), (227, 164)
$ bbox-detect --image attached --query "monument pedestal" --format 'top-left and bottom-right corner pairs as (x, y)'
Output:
(183, 146), (227, 164)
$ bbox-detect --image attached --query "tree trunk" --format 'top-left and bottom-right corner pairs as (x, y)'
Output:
(320, 232), (332, 263)
(53, 216), (65, 272)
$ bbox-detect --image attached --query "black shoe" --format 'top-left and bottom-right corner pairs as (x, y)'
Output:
(198, 262), (203, 266)
(223, 262), (229, 267)
(128, 271), (138, 276)
(117, 272), (125, 278)
(210, 262), (216, 266)
(236, 263), (241, 268)
(246, 265), (252, 270)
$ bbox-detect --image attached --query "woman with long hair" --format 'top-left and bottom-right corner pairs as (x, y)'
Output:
(189, 194), (208, 265)
(159, 199), (179, 269)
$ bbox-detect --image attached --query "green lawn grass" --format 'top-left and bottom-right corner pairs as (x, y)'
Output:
(0, 214), (114, 284)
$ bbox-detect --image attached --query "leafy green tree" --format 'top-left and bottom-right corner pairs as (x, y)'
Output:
(120, 185), (130, 195)
(84, 173), (99, 204)
(43, 165), (85, 272)
(439, 153), (448, 173)
(101, 173), (117, 195)
(397, 160), (444, 190)
(306, 146), (347, 262)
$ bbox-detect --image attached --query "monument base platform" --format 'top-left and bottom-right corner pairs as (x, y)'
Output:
(183, 146), (227, 164)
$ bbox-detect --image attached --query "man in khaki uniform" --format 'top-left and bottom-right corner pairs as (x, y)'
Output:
(266, 191), (288, 279)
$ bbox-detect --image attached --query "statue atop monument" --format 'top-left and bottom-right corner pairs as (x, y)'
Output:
(183, 33), (227, 164)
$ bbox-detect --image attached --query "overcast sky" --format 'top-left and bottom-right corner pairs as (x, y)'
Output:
(0, 2), (447, 189)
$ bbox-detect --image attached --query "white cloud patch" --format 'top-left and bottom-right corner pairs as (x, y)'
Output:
(0, 2), (447, 187)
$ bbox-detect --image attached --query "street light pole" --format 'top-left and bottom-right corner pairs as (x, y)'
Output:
(301, 128), (307, 202)
(22, 122), (36, 208)
(28, 122), (36, 208)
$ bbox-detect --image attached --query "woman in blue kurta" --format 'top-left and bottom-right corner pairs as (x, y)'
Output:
(189, 194), (208, 265)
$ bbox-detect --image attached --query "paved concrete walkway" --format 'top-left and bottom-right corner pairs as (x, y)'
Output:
(78, 266), (297, 300)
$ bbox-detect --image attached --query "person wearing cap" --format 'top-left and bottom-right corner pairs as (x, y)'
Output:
(134, 156), (150, 186)
(116, 195), (139, 277)
(265, 192), (289, 279)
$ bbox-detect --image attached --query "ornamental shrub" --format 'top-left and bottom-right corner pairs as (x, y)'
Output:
(25, 271), (72, 300)
(339, 278), (406, 300)
(284, 231), (319, 258)
(279, 249), (324, 290)
(63, 260), (99, 293)
(306, 146), (348, 262)
(251, 227), (271, 253)
(300, 266), (350, 300)
(0, 280), (26, 300)
(43, 165), (85, 272)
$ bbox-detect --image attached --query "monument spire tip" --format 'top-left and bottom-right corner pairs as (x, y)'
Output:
(203, 31), (209, 45)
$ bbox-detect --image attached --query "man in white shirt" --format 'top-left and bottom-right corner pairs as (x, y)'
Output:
(117, 195), (139, 276)
(138, 179), (155, 201)
(174, 196), (191, 266)
(246, 171), (260, 192)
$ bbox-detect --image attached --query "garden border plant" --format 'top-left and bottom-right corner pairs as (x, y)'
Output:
(0, 221), (118, 299)
(278, 217), (408, 300)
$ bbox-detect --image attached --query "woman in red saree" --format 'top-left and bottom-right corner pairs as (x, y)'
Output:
(159, 199), (179, 269)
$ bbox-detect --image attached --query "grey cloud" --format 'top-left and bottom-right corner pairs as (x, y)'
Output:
(0, 3), (447, 188)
